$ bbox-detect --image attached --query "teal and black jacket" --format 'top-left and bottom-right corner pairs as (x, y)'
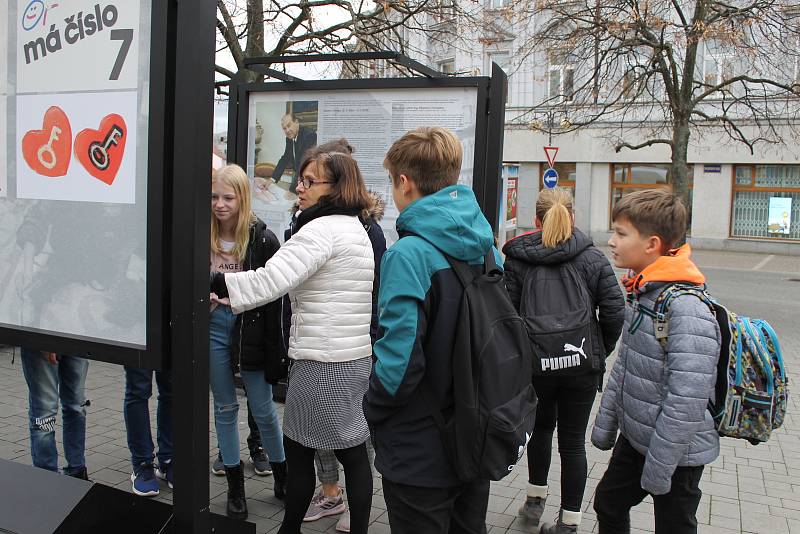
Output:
(364, 184), (499, 487)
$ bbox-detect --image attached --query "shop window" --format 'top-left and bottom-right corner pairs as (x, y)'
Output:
(610, 163), (694, 229)
(731, 165), (800, 240)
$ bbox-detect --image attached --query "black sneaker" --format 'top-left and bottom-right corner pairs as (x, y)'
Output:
(211, 451), (225, 476)
(249, 446), (272, 476)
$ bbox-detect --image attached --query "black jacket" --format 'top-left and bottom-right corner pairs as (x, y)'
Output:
(502, 228), (625, 367)
(271, 126), (317, 194)
(230, 219), (287, 382)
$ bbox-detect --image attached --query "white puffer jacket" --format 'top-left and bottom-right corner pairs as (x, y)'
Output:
(225, 214), (374, 363)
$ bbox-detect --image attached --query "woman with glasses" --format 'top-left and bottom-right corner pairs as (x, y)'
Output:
(211, 150), (375, 534)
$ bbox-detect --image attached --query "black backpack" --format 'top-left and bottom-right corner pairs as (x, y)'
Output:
(520, 263), (599, 376)
(423, 250), (538, 482)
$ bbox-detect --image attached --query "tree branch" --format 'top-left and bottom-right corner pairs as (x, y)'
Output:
(615, 139), (673, 153)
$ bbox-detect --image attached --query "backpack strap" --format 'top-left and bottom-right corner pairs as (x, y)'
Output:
(628, 283), (714, 347)
(652, 284), (715, 345)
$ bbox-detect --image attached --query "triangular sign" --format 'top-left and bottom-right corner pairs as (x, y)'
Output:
(544, 146), (559, 168)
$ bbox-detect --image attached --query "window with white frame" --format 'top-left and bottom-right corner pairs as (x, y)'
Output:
(437, 59), (456, 75)
(621, 64), (646, 101)
(367, 59), (386, 78)
(548, 50), (574, 102)
(794, 37), (800, 87)
(490, 0), (511, 8)
(432, 0), (456, 23)
(703, 40), (735, 87)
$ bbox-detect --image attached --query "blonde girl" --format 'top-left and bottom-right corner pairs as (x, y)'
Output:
(210, 164), (287, 519)
(502, 187), (625, 533)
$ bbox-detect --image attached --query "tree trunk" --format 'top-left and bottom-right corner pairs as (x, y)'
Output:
(671, 119), (692, 244)
(242, 0), (266, 84)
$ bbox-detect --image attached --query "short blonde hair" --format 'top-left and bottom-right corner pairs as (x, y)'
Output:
(536, 188), (574, 247)
(383, 127), (462, 195)
(612, 189), (687, 251)
(211, 164), (257, 260)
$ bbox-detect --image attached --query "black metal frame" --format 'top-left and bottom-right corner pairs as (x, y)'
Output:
(244, 51), (445, 78)
(2, 0), (248, 532)
(226, 62), (508, 228)
(0, 0), (171, 370)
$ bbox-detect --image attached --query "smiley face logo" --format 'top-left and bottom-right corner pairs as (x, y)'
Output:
(21, 0), (45, 31)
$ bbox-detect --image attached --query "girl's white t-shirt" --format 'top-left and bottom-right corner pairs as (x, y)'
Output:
(210, 239), (242, 274)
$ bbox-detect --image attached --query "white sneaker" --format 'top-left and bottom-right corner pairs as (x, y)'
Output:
(303, 489), (346, 522)
(335, 508), (350, 532)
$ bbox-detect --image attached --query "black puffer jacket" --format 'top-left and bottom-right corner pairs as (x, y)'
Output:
(230, 219), (287, 382)
(502, 228), (625, 368)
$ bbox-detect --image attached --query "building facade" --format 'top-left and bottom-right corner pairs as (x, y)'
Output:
(346, 1), (800, 254)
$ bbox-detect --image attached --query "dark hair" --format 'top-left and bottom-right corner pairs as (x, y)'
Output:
(301, 138), (355, 167)
(298, 150), (370, 211)
(612, 189), (687, 251)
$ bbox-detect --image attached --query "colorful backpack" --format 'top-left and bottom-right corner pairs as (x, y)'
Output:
(640, 284), (788, 445)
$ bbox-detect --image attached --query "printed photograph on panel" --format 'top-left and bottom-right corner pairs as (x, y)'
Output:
(250, 100), (318, 238)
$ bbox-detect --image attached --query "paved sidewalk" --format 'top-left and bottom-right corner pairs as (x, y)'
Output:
(0, 249), (799, 533)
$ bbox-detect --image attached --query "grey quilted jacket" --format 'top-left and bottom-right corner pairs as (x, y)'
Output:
(591, 281), (722, 495)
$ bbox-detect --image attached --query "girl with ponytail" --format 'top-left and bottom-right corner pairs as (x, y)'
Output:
(502, 187), (625, 534)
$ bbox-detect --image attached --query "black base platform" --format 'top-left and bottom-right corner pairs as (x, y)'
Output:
(0, 459), (254, 534)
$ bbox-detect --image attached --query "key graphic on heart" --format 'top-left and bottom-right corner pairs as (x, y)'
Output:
(22, 106), (72, 177)
(75, 114), (127, 185)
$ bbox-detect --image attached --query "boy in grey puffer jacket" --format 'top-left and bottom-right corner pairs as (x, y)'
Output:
(591, 189), (721, 534)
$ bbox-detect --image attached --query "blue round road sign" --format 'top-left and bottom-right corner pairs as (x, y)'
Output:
(543, 167), (559, 189)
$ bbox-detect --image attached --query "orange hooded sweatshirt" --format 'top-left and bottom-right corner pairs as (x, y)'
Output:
(622, 244), (705, 294)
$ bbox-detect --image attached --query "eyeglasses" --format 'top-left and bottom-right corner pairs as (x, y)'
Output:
(299, 177), (333, 189)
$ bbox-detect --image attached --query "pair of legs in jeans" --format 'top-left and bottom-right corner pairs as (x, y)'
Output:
(280, 437), (373, 534)
(209, 305), (285, 468)
(123, 367), (172, 472)
(527, 374), (597, 515)
(20, 348), (88, 477)
(594, 435), (704, 534)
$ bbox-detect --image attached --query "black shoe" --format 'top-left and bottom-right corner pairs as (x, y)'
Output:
(211, 451), (225, 476)
(270, 461), (287, 500)
(225, 461), (248, 520)
(249, 446), (272, 476)
(67, 467), (89, 481)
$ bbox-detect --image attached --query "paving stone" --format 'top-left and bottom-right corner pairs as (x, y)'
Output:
(1, 252), (799, 532)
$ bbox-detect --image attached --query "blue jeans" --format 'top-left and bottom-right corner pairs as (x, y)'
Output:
(20, 348), (88, 476)
(209, 305), (285, 467)
(123, 367), (173, 471)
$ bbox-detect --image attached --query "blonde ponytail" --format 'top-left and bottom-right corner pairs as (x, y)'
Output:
(537, 187), (574, 247)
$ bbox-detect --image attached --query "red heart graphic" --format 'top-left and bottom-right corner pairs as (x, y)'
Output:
(74, 114), (127, 185)
(22, 106), (72, 177)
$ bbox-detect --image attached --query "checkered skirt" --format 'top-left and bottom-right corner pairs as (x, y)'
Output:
(283, 357), (372, 450)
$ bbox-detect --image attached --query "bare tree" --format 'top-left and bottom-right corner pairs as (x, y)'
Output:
(515, 0), (800, 206)
(215, 0), (483, 88)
